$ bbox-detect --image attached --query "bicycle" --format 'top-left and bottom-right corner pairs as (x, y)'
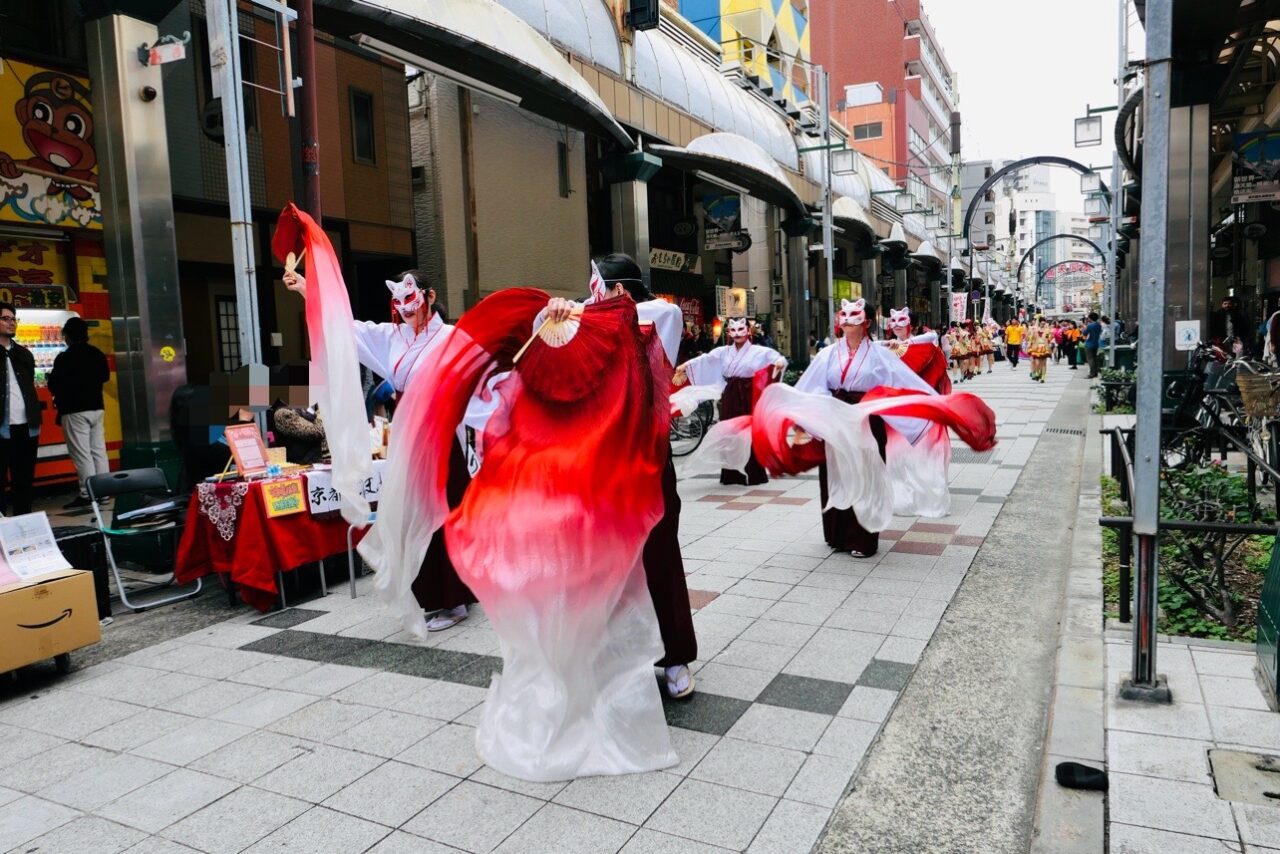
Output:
(670, 399), (716, 457)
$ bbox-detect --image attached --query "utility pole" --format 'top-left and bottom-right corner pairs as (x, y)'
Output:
(819, 66), (835, 335)
(296, 0), (321, 222)
(205, 0), (262, 371)
(1107, 0), (1128, 367)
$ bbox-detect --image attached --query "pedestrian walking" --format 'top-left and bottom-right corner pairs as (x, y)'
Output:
(1052, 321), (1065, 363)
(47, 317), (110, 509)
(0, 302), (40, 515)
(1004, 318), (1026, 369)
(1027, 318), (1053, 382)
(1084, 312), (1103, 378)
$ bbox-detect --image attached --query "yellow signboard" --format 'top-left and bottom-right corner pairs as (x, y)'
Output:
(0, 59), (102, 230)
(833, 279), (862, 301)
(263, 478), (307, 518)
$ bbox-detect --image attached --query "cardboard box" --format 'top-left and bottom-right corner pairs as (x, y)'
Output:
(0, 570), (101, 673)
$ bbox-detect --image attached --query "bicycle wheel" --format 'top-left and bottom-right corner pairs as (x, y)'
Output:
(669, 412), (706, 457)
(1162, 428), (1209, 470)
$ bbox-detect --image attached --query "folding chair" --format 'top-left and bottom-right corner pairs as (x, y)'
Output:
(87, 468), (203, 612)
(347, 511), (375, 598)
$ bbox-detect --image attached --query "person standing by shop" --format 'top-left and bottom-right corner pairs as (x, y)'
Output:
(48, 317), (110, 509)
(1004, 318), (1026, 369)
(1084, 312), (1103, 378)
(0, 303), (40, 515)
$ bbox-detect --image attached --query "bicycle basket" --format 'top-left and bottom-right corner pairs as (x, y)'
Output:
(1236, 372), (1280, 419)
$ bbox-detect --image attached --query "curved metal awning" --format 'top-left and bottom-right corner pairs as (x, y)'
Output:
(314, 0), (634, 150)
(831, 195), (876, 241)
(649, 133), (807, 216)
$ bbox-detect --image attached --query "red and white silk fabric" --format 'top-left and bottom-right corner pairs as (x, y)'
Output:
(359, 289), (677, 782)
(272, 205), (371, 526)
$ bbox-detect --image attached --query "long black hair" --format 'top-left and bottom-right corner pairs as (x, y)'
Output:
(595, 253), (652, 303)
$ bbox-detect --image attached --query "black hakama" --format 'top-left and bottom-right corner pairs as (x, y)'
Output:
(411, 437), (478, 612)
(818, 389), (889, 556)
(642, 451), (698, 667)
(718, 376), (769, 486)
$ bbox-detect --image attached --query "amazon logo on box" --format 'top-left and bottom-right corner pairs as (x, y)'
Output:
(0, 570), (99, 674)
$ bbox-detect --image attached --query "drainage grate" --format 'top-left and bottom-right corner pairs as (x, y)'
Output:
(951, 448), (996, 464)
(1044, 427), (1086, 437)
(1209, 749), (1280, 807)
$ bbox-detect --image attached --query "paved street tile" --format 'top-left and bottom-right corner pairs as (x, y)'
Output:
(1199, 675), (1271, 711)
(401, 780), (542, 852)
(0, 690), (139, 740)
(837, 686), (899, 723)
(396, 722), (485, 777)
(554, 770), (682, 825)
(3, 742), (115, 794)
(188, 730), (314, 784)
(156, 680), (264, 719)
(331, 671), (430, 707)
(726, 704), (832, 751)
(620, 829), (735, 853)
(1208, 706), (1280, 752)
(324, 760), (458, 827)
(1108, 773), (1236, 841)
(747, 799), (830, 853)
(161, 786), (310, 854)
(83, 708), (198, 752)
(660, 690), (752, 736)
(714, 639), (795, 673)
(97, 768), (238, 834)
(241, 805), (390, 853)
(645, 778), (775, 851)
(1107, 731), (1214, 785)
(325, 707), (441, 757)
(131, 718), (252, 765)
(814, 716), (879, 761)
(250, 607), (328, 629)
(692, 663), (775, 702)
(40, 752), (172, 811)
(268, 697), (380, 741)
(784, 753), (856, 808)
(16, 815), (146, 854)
(274, 662), (376, 697)
(0, 795), (80, 852)
(691, 737), (806, 797)
(495, 804), (635, 853)
(756, 673), (854, 716)
(226, 658), (321, 690)
(1109, 822), (1243, 853)
(211, 689), (316, 729)
(365, 830), (463, 853)
(254, 743), (384, 803)
(667, 727), (720, 777)
(856, 659), (914, 692)
(70, 666), (213, 708)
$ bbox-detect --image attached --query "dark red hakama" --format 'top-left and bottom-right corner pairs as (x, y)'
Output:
(642, 451), (698, 667)
(411, 437), (478, 612)
(719, 376), (769, 486)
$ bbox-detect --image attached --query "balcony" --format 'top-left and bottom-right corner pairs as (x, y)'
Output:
(903, 36), (955, 110)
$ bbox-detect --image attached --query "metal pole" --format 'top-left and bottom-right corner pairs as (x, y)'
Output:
(1107, 0), (1128, 368)
(820, 66), (835, 336)
(206, 0), (263, 370)
(296, 0), (321, 222)
(1123, 0), (1172, 704)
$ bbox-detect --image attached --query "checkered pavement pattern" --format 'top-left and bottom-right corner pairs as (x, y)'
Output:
(0, 367), (1075, 853)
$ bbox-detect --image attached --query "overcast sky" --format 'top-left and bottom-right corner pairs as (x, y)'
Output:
(924, 0), (1133, 208)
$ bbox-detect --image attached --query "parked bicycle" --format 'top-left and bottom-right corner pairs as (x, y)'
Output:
(670, 399), (716, 457)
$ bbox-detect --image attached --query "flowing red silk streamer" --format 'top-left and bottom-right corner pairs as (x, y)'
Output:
(901, 343), (952, 394)
(750, 385), (996, 477)
(271, 203), (370, 524)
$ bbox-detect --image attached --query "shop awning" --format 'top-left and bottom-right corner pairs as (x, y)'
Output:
(831, 195), (876, 242)
(314, 0), (634, 150)
(649, 133), (807, 216)
(909, 240), (944, 268)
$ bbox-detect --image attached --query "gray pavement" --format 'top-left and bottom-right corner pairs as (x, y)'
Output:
(817, 369), (1092, 854)
(0, 361), (1087, 854)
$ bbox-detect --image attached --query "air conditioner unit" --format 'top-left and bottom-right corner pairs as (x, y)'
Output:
(625, 0), (660, 31)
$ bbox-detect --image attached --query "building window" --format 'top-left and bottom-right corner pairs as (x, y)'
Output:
(852, 122), (883, 141)
(350, 89), (376, 165)
(984, 212), (995, 225)
(410, 165), (426, 188)
(215, 297), (241, 373)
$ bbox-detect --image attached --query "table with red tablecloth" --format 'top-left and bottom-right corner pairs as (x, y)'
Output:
(175, 478), (366, 612)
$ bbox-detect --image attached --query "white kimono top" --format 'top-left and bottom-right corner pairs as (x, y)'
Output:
(682, 341), (787, 386)
(353, 312), (452, 393)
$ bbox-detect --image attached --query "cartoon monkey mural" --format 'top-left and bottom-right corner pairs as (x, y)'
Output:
(0, 72), (97, 202)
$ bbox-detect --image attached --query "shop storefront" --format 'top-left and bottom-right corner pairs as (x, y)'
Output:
(0, 58), (121, 487)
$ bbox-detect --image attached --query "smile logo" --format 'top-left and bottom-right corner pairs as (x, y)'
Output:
(160, 346), (175, 363)
(17, 608), (72, 629)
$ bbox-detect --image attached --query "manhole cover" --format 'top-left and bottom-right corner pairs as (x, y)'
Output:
(1210, 749), (1280, 806)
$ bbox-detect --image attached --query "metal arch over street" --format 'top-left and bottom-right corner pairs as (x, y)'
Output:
(1038, 259), (1097, 284)
(961, 156), (1111, 254)
(1015, 233), (1107, 282)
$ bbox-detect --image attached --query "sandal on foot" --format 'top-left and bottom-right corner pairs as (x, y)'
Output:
(426, 605), (469, 632)
(665, 665), (695, 699)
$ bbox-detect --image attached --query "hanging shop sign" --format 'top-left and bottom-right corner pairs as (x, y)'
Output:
(1043, 261), (1094, 280)
(0, 59), (102, 229)
(950, 293), (967, 322)
(702, 193), (751, 252)
(1232, 130), (1280, 204)
(649, 248), (702, 275)
(715, 285), (755, 318)
(833, 278), (862, 302)
(0, 237), (71, 306)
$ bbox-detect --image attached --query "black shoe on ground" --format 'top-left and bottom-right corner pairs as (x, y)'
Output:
(63, 496), (92, 509)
